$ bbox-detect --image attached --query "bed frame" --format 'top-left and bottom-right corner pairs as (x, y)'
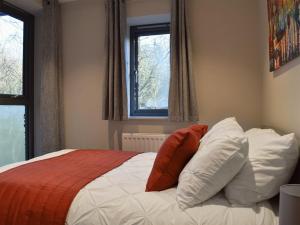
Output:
(269, 157), (300, 216)
(290, 159), (300, 184)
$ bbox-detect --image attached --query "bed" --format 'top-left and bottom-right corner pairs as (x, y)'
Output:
(0, 149), (279, 225)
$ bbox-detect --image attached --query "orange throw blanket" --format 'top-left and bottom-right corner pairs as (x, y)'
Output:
(0, 150), (138, 225)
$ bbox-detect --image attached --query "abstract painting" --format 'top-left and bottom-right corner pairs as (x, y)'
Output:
(268, 0), (300, 71)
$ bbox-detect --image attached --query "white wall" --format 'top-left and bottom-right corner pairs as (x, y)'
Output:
(189, 0), (262, 129)
(259, 1), (300, 138)
(62, 0), (109, 149)
(61, 0), (262, 149)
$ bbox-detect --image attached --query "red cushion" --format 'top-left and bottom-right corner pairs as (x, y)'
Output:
(145, 124), (208, 192)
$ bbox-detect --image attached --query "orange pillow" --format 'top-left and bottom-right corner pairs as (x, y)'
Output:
(145, 124), (208, 192)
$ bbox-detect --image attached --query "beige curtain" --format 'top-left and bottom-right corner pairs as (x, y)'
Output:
(103, 0), (128, 121)
(168, 0), (199, 122)
(35, 0), (64, 156)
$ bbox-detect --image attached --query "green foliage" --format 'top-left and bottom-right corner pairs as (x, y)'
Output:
(0, 16), (25, 166)
(137, 34), (170, 109)
(0, 16), (23, 95)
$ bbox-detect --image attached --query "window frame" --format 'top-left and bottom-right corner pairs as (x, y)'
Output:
(0, 1), (34, 160)
(129, 23), (170, 117)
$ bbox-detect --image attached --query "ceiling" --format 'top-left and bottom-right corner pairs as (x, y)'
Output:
(60, 0), (78, 3)
(6, 0), (79, 14)
(7, 0), (42, 14)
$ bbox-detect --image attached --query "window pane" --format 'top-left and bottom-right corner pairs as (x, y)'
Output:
(0, 15), (24, 95)
(138, 34), (170, 110)
(0, 105), (26, 166)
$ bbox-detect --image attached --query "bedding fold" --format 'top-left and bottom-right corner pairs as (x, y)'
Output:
(0, 150), (138, 225)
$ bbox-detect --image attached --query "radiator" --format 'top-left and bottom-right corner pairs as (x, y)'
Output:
(122, 133), (169, 153)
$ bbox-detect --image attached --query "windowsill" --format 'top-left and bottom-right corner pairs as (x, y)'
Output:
(128, 116), (168, 121)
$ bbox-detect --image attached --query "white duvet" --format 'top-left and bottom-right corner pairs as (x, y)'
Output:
(0, 150), (278, 225)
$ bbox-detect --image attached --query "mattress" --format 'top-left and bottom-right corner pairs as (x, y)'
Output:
(0, 150), (279, 225)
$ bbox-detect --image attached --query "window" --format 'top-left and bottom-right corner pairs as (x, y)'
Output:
(130, 23), (170, 117)
(0, 2), (34, 166)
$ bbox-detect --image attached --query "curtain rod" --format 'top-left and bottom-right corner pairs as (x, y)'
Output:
(126, 0), (155, 2)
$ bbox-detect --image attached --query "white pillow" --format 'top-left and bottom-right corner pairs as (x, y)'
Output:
(225, 128), (299, 205)
(177, 117), (249, 209)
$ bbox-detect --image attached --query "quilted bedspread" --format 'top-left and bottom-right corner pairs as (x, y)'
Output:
(0, 150), (278, 225)
(0, 150), (138, 225)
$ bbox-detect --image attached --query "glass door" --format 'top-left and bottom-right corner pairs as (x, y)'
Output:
(0, 2), (34, 166)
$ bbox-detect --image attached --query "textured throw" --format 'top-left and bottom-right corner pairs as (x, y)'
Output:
(0, 150), (138, 225)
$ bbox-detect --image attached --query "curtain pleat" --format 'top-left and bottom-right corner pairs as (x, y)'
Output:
(169, 0), (199, 122)
(103, 0), (128, 121)
(35, 0), (64, 156)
